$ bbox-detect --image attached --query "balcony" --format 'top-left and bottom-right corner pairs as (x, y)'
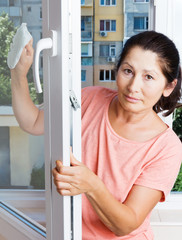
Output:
(81, 31), (92, 41)
(0, 7), (22, 17)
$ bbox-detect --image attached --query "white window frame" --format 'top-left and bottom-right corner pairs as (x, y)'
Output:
(100, 0), (116, 6)
(154, 0), (182, 226)
(100, 20), (116, 32)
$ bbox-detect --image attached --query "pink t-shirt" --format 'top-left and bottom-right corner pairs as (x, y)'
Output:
(81, 86), (182, 240)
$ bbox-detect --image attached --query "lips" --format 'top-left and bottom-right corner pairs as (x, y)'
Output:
(124, 94), (141, 103)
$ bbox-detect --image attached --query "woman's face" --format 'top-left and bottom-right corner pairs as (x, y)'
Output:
(116, 46), (172, 114)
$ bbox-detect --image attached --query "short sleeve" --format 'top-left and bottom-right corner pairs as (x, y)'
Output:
(135, 132), (182, 201)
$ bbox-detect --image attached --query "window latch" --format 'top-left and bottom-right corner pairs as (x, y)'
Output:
(69, 90), (80, 111)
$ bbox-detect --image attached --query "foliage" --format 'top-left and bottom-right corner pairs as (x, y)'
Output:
(0, 13), (43, 105)
(172, 165), (182, 191)
(30, 164), (45, 189)
(172, 107), (182, 191)
(173, 107), (182, 140)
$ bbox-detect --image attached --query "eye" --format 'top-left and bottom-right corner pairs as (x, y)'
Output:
(145, 74), (153, 80)
(124, 68), (132, 75)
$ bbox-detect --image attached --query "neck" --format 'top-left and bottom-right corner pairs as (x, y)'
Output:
(112, 96), (155, 125)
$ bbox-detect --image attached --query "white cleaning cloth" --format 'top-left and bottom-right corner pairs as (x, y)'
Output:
(7, 23), (32, 69)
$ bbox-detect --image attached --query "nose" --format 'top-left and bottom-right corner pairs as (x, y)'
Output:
(127, 74), (141, 93)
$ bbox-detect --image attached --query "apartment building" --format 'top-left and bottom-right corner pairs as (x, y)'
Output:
(81, 0), (94, 88)
(93, 0), (123, 89)
(124, 0), (149, 42)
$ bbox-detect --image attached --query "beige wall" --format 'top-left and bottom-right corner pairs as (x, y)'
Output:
(95, 0), (124, 42)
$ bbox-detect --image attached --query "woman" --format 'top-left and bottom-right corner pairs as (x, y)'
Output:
(11, 31), (182, 239)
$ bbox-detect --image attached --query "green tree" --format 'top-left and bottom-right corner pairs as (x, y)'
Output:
(173, 107), (182, 140)
(0, 13), (43, 105)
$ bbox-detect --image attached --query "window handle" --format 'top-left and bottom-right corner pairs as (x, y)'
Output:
(33, 30), (57, 93)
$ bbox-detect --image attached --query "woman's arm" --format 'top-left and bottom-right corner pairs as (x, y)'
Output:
(11, 39), (44, 135)
(52, 152), (162, 236)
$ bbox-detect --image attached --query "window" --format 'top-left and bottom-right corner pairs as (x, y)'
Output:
(99, 44), (116, 57)
(81, 70), (86, 81)
(81, 44), (89, 56)
(81, 16), (92, 40)
(134, 17), (148, 30)
(0, 0), (7, 7)
(100, 70), (115, 81)
(100, 0), (116, 6)
(81, 0), (85, 5)
(9, 0), (14, 6)
(134, 0), (149, 2)
(100, 20), (116, 31)
(27, 6), (31, 12)
(40, 7), (42, 19)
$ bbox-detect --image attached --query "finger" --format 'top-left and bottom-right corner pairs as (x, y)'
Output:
(52, 168), (76, 183)
(57, 189), (72, 196)
(70, 151), (82, 166)
(54, 180), (71, 190)
(55, 160), (63, 172)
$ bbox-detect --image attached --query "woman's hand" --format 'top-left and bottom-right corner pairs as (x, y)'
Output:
(52, 151), (100, 196)
(11, 38), (34, 80)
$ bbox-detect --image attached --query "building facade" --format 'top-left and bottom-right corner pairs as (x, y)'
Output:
(124, 0), (149, 42)
(81, 0), (94, 88)
(93, 0), (123, 89)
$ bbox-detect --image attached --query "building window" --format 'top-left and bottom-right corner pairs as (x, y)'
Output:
(100, 70), (115, 81)
(134, 0), (149, 2)
(81, 0), (85, 5)
(100, 0), (116, 6)
(40, 7), (42, 19)
(81, 70), (86, 81)
(27, 6), (31, 12)
(0, 0), (7, 7)
(100, 20), (116, 31)
(81, 16), (92, 40)
(9, 0), (14, 6)
(134, 17), (148, 30)
(100, 44), (116, 57)
(81, 44), (89, 56)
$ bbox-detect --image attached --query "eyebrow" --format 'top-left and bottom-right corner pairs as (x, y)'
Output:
(122, 61), (159, 76)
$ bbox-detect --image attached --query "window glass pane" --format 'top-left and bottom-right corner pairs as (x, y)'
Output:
(111, 20), (116, 31)
(105, 70), (110, 80)
(81, 44), (88, 56)
(0, 0), (45, 229)
(134, 17), (144, 29)
(106, 20), (110, 31)
(81, 0), (85, 5)
(100, 70), (104, 81)
(100, 0), (105, 5)
(100, 45), (109, 56)
(0, 0), (7, 7)
(112, 0), (116, 5)
(81, 17), (85, 31)
(111, 70), (115, 81)
(106, 0), (110, 5)
(100, 20), (104, 31)
(81, 70), (86, 81)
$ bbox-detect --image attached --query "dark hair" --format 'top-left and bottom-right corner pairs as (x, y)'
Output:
(116, 31), (181, 116)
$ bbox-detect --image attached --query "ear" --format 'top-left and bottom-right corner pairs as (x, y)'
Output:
(163, 79), (177, 97)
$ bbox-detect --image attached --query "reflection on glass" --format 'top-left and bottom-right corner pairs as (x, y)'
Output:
(0, 0), (45, 230)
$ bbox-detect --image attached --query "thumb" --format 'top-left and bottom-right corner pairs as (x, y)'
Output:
(56, 160), (63, 172)
(70, 151), (82, 166)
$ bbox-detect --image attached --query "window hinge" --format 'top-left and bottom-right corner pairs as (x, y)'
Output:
(69, 90), (80, 111)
